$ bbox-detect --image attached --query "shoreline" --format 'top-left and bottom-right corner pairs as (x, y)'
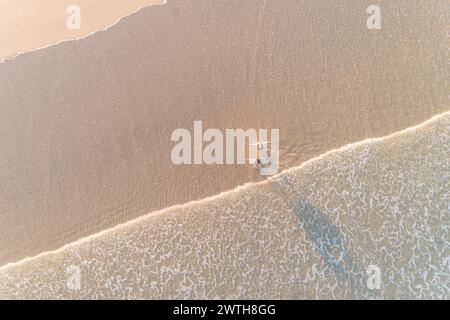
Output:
(0, 0), (448, 266)
(1, 110), (448, 271)
(1, 110), (448, 299)
(0, 0), (166, 61)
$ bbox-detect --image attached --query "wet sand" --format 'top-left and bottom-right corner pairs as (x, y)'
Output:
(0, 0), (164, 60)
(0, 0), (448, 267)
(1, 112), (448, 299)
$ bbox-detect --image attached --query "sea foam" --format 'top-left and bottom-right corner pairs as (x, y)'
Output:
(1, 111), (448, 299)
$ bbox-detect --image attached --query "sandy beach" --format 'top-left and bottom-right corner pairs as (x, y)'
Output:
(0, 0), (164, 60)
(1, 111), (448, 299)
(0, 0), (448, 299)
(0, 0), (448, 265)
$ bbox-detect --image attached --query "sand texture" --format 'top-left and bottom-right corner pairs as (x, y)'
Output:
(0, 0), (448, 265)
(1, 111), (448, 299)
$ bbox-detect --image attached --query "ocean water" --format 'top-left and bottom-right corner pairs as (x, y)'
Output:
(1, 112), (448, 299)
(0, 0), (449, 266)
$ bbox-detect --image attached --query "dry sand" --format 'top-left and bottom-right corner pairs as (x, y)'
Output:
(0, 0), (164, 60)
(1, 112), (448, 299)
(0, 0), (449, 267)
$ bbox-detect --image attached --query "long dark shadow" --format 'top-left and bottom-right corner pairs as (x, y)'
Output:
(268, 175), (369, 298)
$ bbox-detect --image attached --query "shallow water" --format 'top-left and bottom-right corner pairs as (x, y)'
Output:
(0, 0), (448, 266)
(1, 112), (448, 299)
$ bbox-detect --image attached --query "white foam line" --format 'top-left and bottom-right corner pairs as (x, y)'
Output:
(274, 110), (450, 179)
(0, 0), (168, 64)
(1, 110), (448, 271)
